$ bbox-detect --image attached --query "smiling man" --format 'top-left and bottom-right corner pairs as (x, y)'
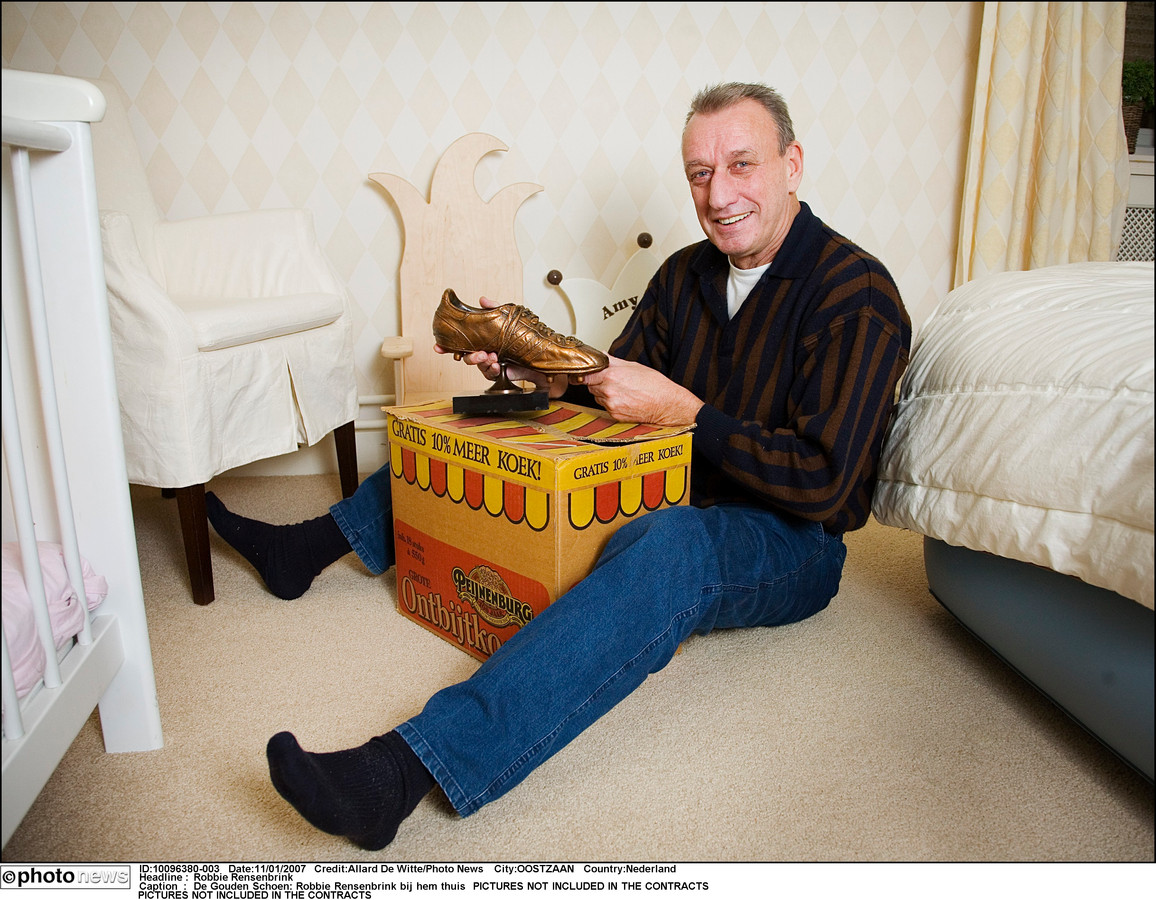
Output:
(683, 84), (802, 270)
(217, 82), (912, 851)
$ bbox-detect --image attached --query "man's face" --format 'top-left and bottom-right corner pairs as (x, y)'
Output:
(681, 98), (803, 269)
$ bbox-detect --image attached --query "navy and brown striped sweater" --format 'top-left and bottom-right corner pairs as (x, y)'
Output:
(570, 202), (910, 534)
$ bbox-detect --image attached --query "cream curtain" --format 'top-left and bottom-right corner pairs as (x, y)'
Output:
(954, 2), (1130, 287)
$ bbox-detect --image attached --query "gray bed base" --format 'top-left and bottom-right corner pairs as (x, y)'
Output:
(923, 537), (1154, 783)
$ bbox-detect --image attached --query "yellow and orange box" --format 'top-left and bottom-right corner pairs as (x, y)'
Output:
(385, 399), (693, 661)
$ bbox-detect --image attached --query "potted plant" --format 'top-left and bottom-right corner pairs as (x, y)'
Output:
(1121, 59), (1154, 154)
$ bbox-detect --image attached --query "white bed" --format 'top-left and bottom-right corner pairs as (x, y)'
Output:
(873, 261), (1154, 781)
(2, 69), (163, 847)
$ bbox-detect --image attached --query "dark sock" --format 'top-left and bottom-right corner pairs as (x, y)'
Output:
(205, 492), (351, 600)
(266, 730), (434, 850)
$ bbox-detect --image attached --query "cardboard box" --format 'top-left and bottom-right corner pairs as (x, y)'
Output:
(386, 399), (693, 660)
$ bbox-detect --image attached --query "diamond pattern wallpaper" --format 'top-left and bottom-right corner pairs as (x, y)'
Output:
(3, 2), (980, 473)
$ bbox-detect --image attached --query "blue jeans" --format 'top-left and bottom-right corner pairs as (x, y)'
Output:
(330, 465), (395, 575)
(333, 470), (847, 817)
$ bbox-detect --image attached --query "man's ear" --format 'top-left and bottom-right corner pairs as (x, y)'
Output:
(785, 141), (804, 192)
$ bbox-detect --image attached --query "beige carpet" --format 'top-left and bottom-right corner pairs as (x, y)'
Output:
(4, 474), (1153, 862)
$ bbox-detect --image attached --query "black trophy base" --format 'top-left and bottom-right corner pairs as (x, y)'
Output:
(453, 389), (549, 416)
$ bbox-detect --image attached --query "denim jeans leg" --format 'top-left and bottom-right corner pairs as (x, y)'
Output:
(329, 464), (394, 575)
(396, 503), (845, 816)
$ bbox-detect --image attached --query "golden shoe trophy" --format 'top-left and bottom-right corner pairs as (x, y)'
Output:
(433, 288), (608, 415)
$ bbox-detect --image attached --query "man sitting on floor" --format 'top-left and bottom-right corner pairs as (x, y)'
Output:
(207, 81), (911, 849)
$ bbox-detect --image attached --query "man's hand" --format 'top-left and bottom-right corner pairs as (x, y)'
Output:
(581, 357), (704, 426)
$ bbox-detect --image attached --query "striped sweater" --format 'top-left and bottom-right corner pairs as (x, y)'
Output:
(577, 202), (910, 534)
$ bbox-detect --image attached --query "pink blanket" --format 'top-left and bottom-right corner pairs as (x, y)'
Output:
(2, 542), (107, 699)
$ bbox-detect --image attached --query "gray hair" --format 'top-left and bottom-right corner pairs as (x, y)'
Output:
(685, 82), (796, 155)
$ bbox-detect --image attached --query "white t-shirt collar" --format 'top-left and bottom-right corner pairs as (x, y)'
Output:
(726, 260), (771, 318)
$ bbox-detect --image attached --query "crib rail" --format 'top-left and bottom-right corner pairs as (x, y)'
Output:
(3, 116), (92, 705)
(2, 70), (162, 846)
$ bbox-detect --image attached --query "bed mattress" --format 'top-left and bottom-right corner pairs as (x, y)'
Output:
(872, 261), (1154, 609)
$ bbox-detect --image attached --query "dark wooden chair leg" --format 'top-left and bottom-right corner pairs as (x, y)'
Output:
(335, 420), (359, 499)
(174, 483), (214, 605)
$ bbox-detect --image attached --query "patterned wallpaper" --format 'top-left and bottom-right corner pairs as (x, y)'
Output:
(3, 1), (980, 470)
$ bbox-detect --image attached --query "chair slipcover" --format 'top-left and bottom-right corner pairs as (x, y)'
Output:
(90, 80), (357, 489)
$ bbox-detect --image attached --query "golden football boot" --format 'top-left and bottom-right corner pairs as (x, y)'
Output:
(432, 288), (609, 377)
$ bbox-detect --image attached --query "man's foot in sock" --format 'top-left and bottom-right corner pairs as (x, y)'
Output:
(267, 730), (434, 850)
(205, 492), (350, 600)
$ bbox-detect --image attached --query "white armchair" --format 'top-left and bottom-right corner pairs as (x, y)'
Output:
(90, 79), (358, 604)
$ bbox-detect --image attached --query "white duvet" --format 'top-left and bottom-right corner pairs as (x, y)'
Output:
(872, 261), (1154, 609)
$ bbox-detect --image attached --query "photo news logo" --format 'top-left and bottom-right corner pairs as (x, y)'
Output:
(1, 865), (131, 890)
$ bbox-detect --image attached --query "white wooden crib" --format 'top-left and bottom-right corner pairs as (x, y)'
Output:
(2, 69), (163, 847)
